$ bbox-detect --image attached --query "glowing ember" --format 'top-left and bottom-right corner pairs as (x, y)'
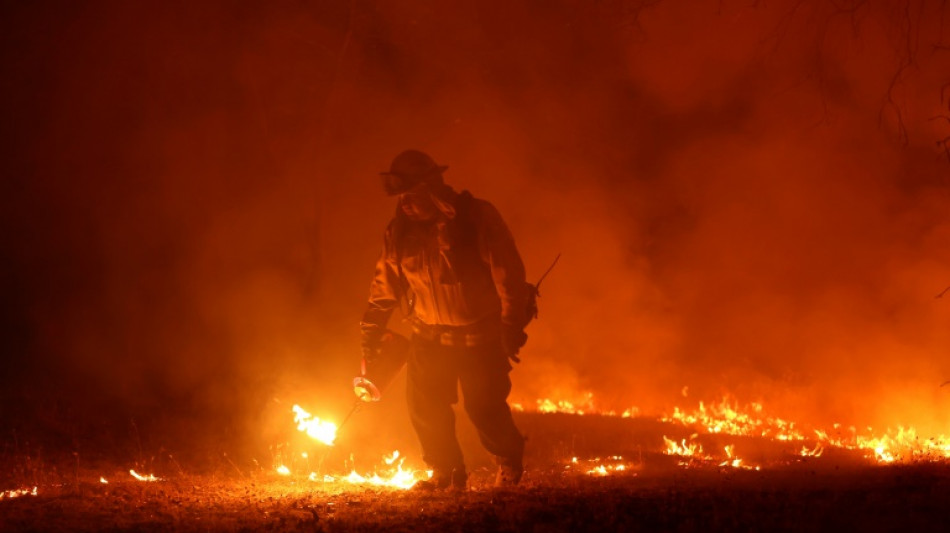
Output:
(0, 486), (37, 499)
(292, 404), (338, 446)
(566, 455), (637, 477)
(130, 470), (162, 482)
(100, 477), (108, 484)
(276, 465), (291, 476)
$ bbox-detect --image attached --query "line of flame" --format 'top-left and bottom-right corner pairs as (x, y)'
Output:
(524, 393), (950, 467)
(130, 469), (162, 482)
(0, 486), (37, 499)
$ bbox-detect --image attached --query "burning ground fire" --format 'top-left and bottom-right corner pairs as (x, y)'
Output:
(513, 392), (950, 472)
(282, 393), (950, 490)
(659, 397), (950, 465)
(1, 487), (37, 500)
(279, 404), (426, 489)
(4, 393), (944, 502)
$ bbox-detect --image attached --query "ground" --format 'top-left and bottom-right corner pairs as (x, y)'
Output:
(2, 412), (948, 532)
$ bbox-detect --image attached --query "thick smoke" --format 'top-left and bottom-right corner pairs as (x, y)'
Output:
(1, 0), (949, 457)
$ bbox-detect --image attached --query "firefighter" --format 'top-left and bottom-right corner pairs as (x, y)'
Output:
(360, 149), (530, 490)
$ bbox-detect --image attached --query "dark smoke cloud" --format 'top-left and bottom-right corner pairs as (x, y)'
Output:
(2, 0), (949, 454)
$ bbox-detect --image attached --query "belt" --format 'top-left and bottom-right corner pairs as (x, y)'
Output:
(408, 316), (500, 347)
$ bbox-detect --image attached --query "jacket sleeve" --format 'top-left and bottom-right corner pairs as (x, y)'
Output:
(475, 201), (530, 329)
(360, 221), (402, 337)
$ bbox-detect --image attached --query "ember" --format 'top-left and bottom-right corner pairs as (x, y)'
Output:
(567, 455), (637, 477)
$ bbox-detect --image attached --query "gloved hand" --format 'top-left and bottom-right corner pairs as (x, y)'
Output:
(361, 327), (385, 361)
(500, 325), (528, 363)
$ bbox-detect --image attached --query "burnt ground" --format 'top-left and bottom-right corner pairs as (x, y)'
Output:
(2, 411), (949, 532)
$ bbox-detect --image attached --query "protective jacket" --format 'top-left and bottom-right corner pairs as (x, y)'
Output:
(361, 187), (529, 342)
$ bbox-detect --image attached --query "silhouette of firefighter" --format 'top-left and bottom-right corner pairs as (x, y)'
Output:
(360, 149), (530, 490)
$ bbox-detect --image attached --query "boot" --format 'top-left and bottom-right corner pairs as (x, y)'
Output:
(413, 467), (467, 491)
(494, 458), (523, 487)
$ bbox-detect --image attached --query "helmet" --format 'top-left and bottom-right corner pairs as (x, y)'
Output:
(380, 149), (448, 195)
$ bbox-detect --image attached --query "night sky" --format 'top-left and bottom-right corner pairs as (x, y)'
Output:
(1, 1), (949, 453)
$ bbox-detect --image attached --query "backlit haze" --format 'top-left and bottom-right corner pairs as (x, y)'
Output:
(1, 0), (948, 462)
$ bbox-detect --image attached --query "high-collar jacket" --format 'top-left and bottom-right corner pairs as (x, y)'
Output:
(361, 190), (529, 336)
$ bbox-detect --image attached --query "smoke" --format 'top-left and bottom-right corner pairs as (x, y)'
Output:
(2, 0), (949, 455)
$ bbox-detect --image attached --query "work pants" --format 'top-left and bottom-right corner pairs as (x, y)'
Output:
(406, 335), (524, 473)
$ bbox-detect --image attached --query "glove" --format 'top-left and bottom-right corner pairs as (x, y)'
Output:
(500, 325), (528, 363)
(361, 327), (385, 361)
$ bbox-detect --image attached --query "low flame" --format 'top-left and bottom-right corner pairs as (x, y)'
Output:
(315, 451), (420, 489)
(566, 455), (637, 477)
(0, 486), (37, 499)
(130, 470), (162, 482)
(518, 391), (950, 472)
(664, 397), (950, 465)
(334, 464), (418, 488)
(519, 393), (639, 418)
(663, 435), (705, 458)
(800, 443), (824, 457)
(292, 404), (338, 446)
(663, 398), (804, 441)
(274, 442), (421, 490)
